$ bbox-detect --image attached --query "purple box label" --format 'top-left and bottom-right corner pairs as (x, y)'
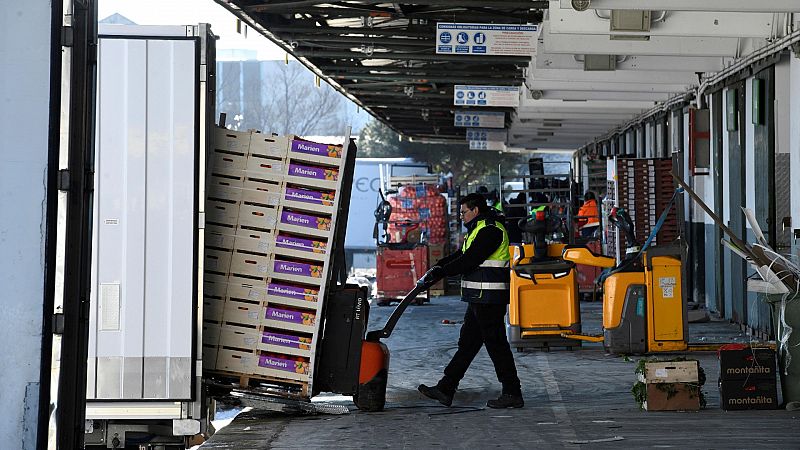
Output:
(284, 187), (334, 206)
(258, 354), (308, 374)
(262, 331), (312, 350)
(267, 282), (319, 302)
(273, 260), (322, 278)
(290, 140), (342, 159)
(275, 235), (327, 253)
(289, 163), (339, 182)
(266, 307), (315, 326)
(280, 211), (331, 231)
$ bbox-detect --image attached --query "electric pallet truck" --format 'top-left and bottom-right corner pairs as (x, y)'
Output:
(355, 268), (441, 411)
(507, 206), (582, 350)
(560, 207), (688, 354)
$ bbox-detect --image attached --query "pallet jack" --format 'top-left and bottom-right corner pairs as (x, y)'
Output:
(355, 267), (441, 411)
(507, 207), (582, 350)
(560, 207), (688, 354)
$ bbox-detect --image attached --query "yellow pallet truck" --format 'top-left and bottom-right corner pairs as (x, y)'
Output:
(508, 243), (582, 350)
(506, 207), (582, 350)
(560, 206), (688, 354)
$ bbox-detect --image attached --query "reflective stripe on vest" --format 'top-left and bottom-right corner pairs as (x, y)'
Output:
(460, 218), (511, 300)
(461, 280), (510, 290)
(479, 260), (510, 268)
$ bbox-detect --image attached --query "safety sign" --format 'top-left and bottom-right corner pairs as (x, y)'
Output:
(436, 23), (537, 56)
(469, 140), (505, 151)
(465, 128), (507, 142)
(454, 85), (520, 107)
(454, 111), (505, 129)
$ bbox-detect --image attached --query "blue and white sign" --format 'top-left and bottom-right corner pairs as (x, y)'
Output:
(436, 23), (538, 56)
(469, 140), (505, 151)
(454, 110), (505, 129)
(454, 85), (520, 107)
(466, 128), (507, 142)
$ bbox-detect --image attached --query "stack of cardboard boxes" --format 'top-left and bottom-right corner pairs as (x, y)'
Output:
(719, 346), (778, 410)
(202, 127), (349, 391)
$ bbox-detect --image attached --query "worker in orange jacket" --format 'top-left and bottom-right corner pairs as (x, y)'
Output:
(576, 191), (600, 238)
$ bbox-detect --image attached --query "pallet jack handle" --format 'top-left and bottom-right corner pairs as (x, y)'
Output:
(365, 267), (442, 342)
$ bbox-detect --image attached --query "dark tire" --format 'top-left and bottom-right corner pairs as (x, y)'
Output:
(354, 370), (387, 412)
(415, 298), (425, 305)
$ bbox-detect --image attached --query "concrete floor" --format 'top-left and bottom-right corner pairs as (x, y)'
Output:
(201, 296), (799, 449)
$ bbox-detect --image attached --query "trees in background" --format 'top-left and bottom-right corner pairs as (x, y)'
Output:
(358, 118), (526, 186)
(216, 60), (364, 135)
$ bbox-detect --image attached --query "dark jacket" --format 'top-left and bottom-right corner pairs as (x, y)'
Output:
(436, 214), (510, 304)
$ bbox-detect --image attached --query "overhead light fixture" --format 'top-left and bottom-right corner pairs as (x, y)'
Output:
(571, 0), (591, 12)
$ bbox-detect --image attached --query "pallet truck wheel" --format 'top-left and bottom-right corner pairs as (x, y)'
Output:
(354, 369), (388, 412)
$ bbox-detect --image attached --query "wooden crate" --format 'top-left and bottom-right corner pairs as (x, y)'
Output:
(638, 361), (699, 384)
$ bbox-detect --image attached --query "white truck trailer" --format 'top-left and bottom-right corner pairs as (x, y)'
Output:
(83, 24), (216, 449)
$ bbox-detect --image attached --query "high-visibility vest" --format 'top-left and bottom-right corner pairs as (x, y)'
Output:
(492, 200), (503, 213)
(460, 218), (511, 304)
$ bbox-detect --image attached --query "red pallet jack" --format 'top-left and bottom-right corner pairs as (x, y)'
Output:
(355, 267), (441, 411)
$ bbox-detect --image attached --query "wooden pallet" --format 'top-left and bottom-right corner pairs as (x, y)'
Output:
(205, 368), (309, 397)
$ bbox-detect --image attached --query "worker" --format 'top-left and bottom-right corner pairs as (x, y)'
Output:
(418, 193), (523, 409)
(576, 191), (600, 238)
(477, 185), (503, 213)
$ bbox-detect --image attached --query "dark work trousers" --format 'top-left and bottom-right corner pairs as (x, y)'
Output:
(439, 302), (521, 396)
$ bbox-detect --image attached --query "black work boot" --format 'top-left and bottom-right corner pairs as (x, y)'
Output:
(486, 393), (524, 409)
(418, 384), (454, 407)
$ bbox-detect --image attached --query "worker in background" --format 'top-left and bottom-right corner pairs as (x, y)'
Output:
(576, 191), (600, 238)
(477, 185), (503, 213)
(418, 193), (523, 409)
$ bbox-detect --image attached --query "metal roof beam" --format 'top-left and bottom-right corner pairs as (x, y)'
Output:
(557, 0), (800, 13)
(333, 73), (522, 84)
(267, 25), (433, 37)
(300, 49), (531, 62)
(250, 1), (548, 13)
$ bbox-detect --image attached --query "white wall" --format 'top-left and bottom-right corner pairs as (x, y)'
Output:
(791, 56), (800, 253)
(0, 2), (54, 448)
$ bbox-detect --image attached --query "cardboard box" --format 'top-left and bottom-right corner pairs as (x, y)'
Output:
(279, 210), (331, 232)
(237, 204), (278, 230)
(204, 248), (232, 275)
(272, 258), (324, 284)
(245, 154), (286, 179)
(644, 382), (701, 411)
(249, 133), (289, 158)
(639, 361), (699, 384)
(230, 251), (272, 278)
(719, 379), (778, 410)
(719, 347), (776, 380)
(214, 127), (251, 154)
(202, 344), (219, 370)
(206, 199), (241, 227)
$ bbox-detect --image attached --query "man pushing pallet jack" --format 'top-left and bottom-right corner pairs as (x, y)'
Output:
(359, 193), (524, 410)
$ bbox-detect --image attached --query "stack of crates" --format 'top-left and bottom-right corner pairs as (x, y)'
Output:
(202, 127), (349, 392)
(607, 158), (678, 259)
